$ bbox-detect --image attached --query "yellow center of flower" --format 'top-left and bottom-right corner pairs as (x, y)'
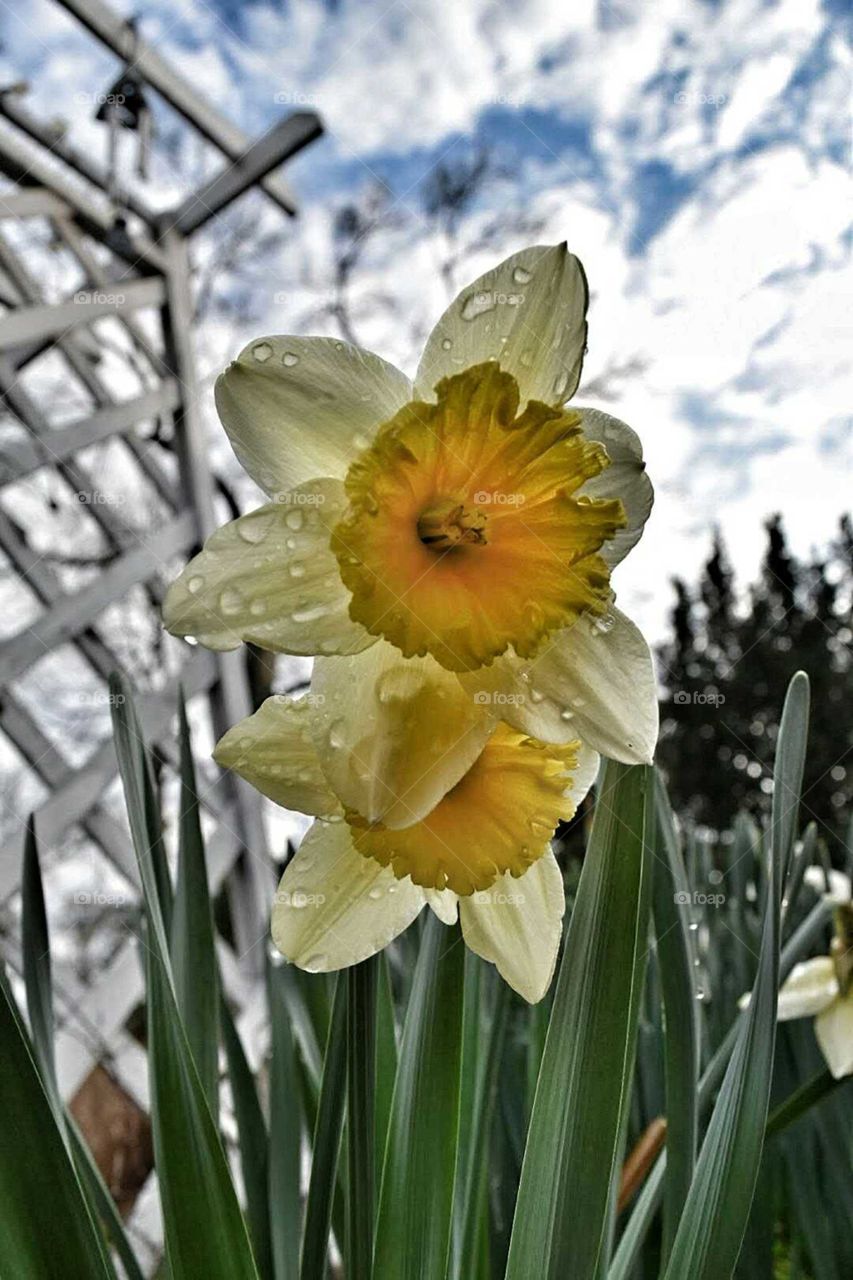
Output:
(346, 722), (580, 895)
(332, 362), (626, 672)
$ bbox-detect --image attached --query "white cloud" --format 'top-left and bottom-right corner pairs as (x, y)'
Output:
(2, 0), (848, 647)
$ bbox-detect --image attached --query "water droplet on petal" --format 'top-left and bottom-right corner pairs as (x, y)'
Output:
(188, 575), (204, 594)
(220, 587), (243, 614)
(367, 885), (384, 901)
(590, 612), (615, 636)
(304, 953), (328, 971)
(441, 337), (453, 351)
(238, 513), (274, 544)
(513, 266), (532, 284)
(552, 370), (570, 399)
(285, 509), (304, 531)
(292, 603), (329, 624)
(252, 342), (273, 363)
(376, 667), (420, 704)
(282, 351), (299, 367)
(328, 718), (347, 750)
(461, 290), (496, 321)
(289, 562), (306, 579)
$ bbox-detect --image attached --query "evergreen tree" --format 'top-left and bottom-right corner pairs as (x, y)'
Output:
(657, 515), (853, 853)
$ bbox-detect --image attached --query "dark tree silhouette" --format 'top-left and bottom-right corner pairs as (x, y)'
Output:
(657, 514), (853, 852)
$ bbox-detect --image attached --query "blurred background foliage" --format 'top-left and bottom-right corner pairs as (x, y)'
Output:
(657, 514), (852, 852)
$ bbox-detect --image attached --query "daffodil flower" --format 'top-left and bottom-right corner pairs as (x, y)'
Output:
(776, 905), (853, 1079)
(213, 646), (615, 1003)
(163, 245), (656, 746)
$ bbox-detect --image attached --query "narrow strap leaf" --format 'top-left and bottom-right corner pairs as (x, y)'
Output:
(268, 960), (303, 1280)
(374, 915), (465, 1280)
(301, 974), (347, 1280)
(221, 996), (274, 1280)
(651, 771), (699, 1262)
(112, 679), (259, 1280)
(0, 970), (115, 1279)
(662, 672), (809, 1280)
(505, 761), (653, 1280)
(22, 816), (58, 1099)
(346, 956), (378, 1280)
(171, 692), (220, 1118)
(21, 817), (144, 1279)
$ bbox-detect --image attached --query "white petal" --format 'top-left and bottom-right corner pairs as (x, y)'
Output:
(216, 336), (412, 497)
(457, 608), (658, 763)
(271, 819), (425, 971)
(777, 956), (839, 1021)
(816, 990), (853, 1079)
(163, 478), (373, 656)
(803, 865), (852, 906)
(424, 889), (459, 925)
(460, 851), (565, 1003)
(577, 409), (653, 567)
(571, 741), (602, 808)
(214, 696), (340, 817)
(415, 244), (588, 408)
(310, 639), (494, 829)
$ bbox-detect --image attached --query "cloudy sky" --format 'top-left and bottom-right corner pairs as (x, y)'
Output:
(3, 0), (851, 641)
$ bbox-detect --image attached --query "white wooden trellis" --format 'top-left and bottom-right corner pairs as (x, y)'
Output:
(0, 0), (321, 1263)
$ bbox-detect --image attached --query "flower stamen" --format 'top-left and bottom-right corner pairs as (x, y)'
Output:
(417, 500), (488, 551)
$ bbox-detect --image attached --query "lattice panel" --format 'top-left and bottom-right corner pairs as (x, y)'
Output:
(0, 7), (322, 1264)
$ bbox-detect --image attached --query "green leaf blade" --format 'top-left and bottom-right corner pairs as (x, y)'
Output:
(651, 771), (699, 1262)
(301, 974), (347, 1280)
(374, 915), (465, 1280)
(662, 672), (810, 1280)
(505, 760), (653, 1280)
(171, 693), (220, 1118)
(111, 681), (259, 1280)
(0, 973), (115, 1280)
